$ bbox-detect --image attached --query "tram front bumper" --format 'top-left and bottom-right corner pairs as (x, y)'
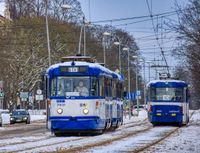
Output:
(50, 116), (105, 132)
(149, 113), (183, 123)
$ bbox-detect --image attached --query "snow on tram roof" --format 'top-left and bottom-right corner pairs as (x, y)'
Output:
(147, 79), (187, 87)
(47, 61), (123, 80)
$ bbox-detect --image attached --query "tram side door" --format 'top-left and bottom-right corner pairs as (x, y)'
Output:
(182, 87), (188, 123)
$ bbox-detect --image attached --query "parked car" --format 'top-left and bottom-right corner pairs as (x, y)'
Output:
(132, 105), (147, 116)
(0, 109), (10, 126)
(10, 109), (30, 124)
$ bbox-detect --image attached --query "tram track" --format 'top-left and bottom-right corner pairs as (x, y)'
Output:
(52, 111), (195, 153)
(50, 126), (153, 153)
(0, 117), (148, 149)
(1, 119), (151, 153)
(127, 110), (196, 153)
(129, 126), (180, 153)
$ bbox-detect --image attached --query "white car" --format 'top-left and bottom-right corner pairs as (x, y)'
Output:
(132, 105), (146, 116)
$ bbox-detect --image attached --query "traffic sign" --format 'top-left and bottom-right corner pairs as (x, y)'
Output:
(35, 95), (44, 101)
(21, 98), (27, 101)
(20, 92), (29, 99)
(36, 89), (42, 95)
(0, 92), (4, 97)
(136, 90), (141, 96)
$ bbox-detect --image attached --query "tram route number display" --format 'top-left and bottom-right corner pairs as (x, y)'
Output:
(60, 66), (88, 73)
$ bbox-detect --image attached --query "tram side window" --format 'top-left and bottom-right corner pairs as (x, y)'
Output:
(104, 78), (109, 97)
(104, 78), (112, 97)
(51, 78), (56, 96)
(90, 77), (98, 96)
(112, 80), (117, 98)
(100, 77), (104, 97)
(108, 79), (112, 97)
(150, 87), (156, 101)
(120, 83), (123, 99)
(116, 82), (121, 98)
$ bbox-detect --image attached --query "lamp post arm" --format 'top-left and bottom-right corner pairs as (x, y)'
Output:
(103, 36), (106, 66)
(78, 25), (83, 55)
(119, 43), (121, 72)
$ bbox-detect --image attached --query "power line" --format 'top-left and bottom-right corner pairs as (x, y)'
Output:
(91, 10), (179, 24)
(145, 0), (170, 74)
(113, 12), (177, 27)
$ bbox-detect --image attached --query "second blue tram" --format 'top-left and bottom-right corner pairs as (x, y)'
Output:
(146, 79), (189, 126)
(45, 56), (124, 135)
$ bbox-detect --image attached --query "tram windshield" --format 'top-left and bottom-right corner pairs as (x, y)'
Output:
(149, 87), (183, 101)
(51, 76), (98, 97)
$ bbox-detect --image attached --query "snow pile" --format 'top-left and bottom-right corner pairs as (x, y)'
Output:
(138, 109), (148, 119)
(30, 115), (46, 121)
(1, 113), (10, 124)
(123, 109), (147, 124)
(28, 110), (46, 115)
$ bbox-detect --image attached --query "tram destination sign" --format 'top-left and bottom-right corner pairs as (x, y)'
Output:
(60, 66), (88, 73)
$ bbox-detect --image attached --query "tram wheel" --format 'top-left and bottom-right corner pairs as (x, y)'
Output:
(178, 122), (182, 127)
(54, 132), (62, 137)
(152, 123), (157, 127)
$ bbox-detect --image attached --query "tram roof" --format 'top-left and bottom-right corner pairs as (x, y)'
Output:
(46, 61), (123, 81)
(147, 79), (188, 88)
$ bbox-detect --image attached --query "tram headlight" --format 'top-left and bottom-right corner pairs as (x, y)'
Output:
(83, 108), (89, 114)
(57, 108), (63, 114)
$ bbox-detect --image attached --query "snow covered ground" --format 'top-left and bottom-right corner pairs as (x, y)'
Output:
(144, 110), (200, 153)
(30, 115), (46, 122)
(0, 109), (200, 153)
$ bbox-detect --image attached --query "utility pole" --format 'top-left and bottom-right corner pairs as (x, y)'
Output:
(136, 58), (139, 115)
(45, 0), (51, 66)
(142, 58), (146, 105)
(123, 47), (132, 119)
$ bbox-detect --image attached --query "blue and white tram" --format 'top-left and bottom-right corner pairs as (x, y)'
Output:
(146, 79), (189, 126)
(45, 56), (124, 135)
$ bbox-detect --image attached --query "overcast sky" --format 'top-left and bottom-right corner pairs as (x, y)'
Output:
(0, 1), (5, 16)
(79, 0), (189, 80)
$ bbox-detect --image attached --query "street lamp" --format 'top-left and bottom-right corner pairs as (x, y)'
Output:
(114, 40), (121, 73)
(139, 58), (146, 105)
(78, 17), (91, 56)
(122, 47), (131, 119)
(83, 20), (91, 56)
(45, 1), (72, 66)
(132, 56), (139, 115)
(61, 4), (72, 9)
(103, 32), (111, 66)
